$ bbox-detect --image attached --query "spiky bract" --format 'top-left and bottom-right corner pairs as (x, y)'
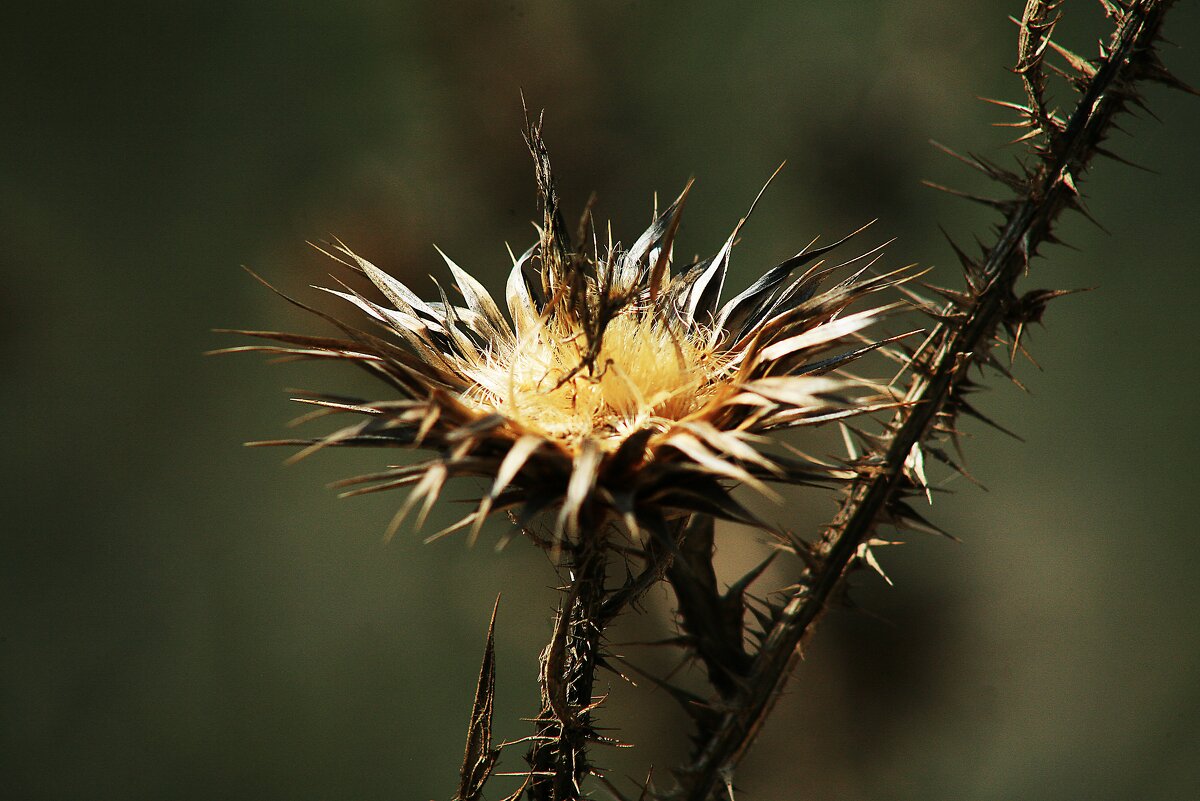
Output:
(225, 127), (909, 547)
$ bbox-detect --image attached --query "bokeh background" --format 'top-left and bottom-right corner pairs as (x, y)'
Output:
(4, 2), (1199, 799)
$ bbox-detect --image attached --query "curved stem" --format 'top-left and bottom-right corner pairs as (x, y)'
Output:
(673, 1), (1182, 796)
(524, 534), (610, 800)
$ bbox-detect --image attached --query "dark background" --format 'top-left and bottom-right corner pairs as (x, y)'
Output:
(3, 2), (1199, 799)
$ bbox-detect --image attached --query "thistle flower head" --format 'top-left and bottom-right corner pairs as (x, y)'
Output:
(226, 124), (909, 546)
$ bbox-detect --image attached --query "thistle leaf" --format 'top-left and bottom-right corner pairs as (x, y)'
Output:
(452, 597), (501, 801)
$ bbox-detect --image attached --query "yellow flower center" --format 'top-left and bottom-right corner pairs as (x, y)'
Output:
(461, 312), (727, 447)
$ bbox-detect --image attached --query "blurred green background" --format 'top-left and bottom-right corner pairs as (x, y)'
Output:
(3, 2), (1199, 799)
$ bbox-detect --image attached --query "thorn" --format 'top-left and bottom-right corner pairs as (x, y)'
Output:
(956, 396), (1025, 442)
(1093, 145), (1156, 174)
(1063, 193), (1109, 234)
(856, 542), (894, 586)
(719, 765), (737, 800)
(977, 96), (1033, 116)
(921, 181), (1014, 212)
(1045, 38), (1097, 80)
(1059, 169), (1079, 195)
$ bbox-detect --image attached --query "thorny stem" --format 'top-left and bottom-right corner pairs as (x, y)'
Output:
(525, 528), (610, 800)
(674, 1), (1182, 797)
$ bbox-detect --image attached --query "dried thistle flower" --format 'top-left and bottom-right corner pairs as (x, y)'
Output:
(216, 2), (1193, 795)
(223, 122), (909, 551)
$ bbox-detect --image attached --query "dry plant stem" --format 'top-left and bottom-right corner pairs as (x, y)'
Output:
(666, 515), (752, 700)
(526, 528), (611, 801)
(674, 1), (1182, 796)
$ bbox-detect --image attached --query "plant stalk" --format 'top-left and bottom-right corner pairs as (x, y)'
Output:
(673, 1), (1181, 796)
(524, 530), (610, 800)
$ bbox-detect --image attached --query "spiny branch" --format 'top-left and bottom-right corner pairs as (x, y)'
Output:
(523, 530), (611, 800)
(669, 1), (1189, 797)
